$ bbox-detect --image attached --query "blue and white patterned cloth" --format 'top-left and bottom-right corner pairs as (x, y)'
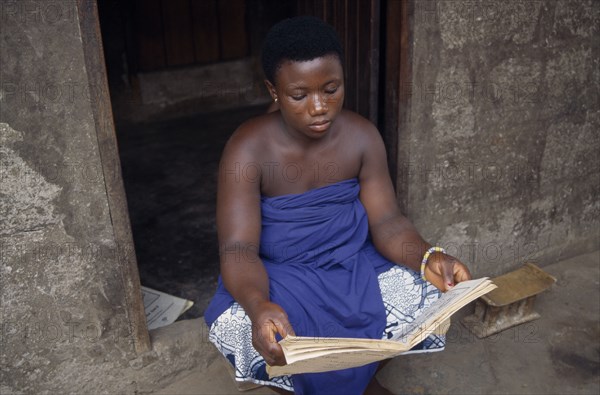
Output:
(208, 265), (445, 392)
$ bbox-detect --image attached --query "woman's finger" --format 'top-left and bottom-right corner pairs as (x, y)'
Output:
(274, 317), (295, 338)
(265, 321), (289, 365)
(438, 256), (456, 291)
(454, 263), (472, 282)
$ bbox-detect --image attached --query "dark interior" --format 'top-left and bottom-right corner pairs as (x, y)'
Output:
(97, 0), (390, 318)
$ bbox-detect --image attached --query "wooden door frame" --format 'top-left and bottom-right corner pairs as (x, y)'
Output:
(382, 0), (412, 213)
(296, 0), (382, 126)
(72, 0), (414, 355)
(296, 0), (412, 209)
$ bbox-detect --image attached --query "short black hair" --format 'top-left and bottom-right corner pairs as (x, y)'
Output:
(261, 16), (344, 83)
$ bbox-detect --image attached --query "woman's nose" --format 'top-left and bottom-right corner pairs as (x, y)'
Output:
(309, 92), (328, 115)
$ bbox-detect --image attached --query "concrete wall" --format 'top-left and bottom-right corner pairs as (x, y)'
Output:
(0, 1), (213, 393)
(0, 0), (136, 392)
(402, 0), (599, 276)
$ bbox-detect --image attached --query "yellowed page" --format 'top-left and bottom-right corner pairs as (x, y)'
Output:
(267, 347), (402, 377)
(267, 277), (496, 377)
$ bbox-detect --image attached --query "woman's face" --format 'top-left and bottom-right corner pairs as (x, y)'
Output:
(267, 55), (345, 140)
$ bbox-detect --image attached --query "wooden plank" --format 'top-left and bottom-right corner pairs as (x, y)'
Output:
(77, 0), (151, 354)
(218, 0), (248, 60)
(133, 0), (166, 71)
(356, 0), (373, 119)
(295, 0), (380, 123)
(332, 0), (353, 113)
(462, 296), (543, 338)
(246, 0), (294, 57)
(190, 0), (220, 63)
(482, 263), (557, 307)
(297, 0), (315, 15)
(162, 0), (196, 66)
(367, 0), (380, 124)
(384, 0), (409, 204)
(323, 0), (334, 23)
(345, 0), (358, 113)
(296, 0), (305, 15)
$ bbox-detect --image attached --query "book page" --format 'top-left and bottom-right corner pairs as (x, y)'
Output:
(268, 347), (403, 377)
(398, 281), (496, 346)
(267, 277), (496, 377)
(392, 278), (494, 343)
(280, 335), (408, 363)
(141, 286), (194, 330)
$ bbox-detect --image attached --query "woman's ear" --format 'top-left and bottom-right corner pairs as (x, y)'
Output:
(264, 79), (277, 102)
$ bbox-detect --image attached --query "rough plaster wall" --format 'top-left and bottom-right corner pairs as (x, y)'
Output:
(405, 0), (599, 276)
(0, 1), (138, 393)
(0, 2), (241, 393)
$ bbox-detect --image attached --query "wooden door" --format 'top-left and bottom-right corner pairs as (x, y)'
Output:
(296, 0), (408, 194)
(133, 0), (249, 72)
(296, 0), (381, 125)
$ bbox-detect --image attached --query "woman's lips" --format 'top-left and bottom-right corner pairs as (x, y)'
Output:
(308, 120), (331, 132)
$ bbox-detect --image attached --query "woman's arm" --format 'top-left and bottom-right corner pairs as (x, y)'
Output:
(357, 122), (471, 291)
(217, 127), (293, 365)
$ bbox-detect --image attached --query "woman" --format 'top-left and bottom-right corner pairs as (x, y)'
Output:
(204, 16), (471, 395)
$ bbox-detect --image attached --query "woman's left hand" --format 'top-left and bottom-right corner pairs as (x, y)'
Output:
(424, 252), (472, 292)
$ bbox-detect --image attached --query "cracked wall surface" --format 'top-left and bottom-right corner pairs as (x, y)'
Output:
(0, 1), (187, 393)
(0, 1), (212, 392)
(404, 0), (599, 275)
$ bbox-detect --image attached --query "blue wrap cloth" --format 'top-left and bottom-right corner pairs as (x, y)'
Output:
(204, 178), (396, 394)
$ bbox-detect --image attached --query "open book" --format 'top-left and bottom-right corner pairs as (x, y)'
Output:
(267, 277), (496, 377)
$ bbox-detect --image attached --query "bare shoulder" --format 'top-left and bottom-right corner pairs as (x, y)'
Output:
(334, 111), (390, 185)
(222, 112), (278, 161)
(335, 110), (384, 151)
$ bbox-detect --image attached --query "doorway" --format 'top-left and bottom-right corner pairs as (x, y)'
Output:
(96, 0), (404, 319)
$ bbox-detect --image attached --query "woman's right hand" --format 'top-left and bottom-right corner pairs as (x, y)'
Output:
(249, 301), (295, 366)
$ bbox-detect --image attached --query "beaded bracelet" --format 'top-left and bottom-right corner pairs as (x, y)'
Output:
(420, 246), (447, 281)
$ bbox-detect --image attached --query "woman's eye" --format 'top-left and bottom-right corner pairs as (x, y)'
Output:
(325, 87), (338, 94)
(291, 95), (305, 101)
